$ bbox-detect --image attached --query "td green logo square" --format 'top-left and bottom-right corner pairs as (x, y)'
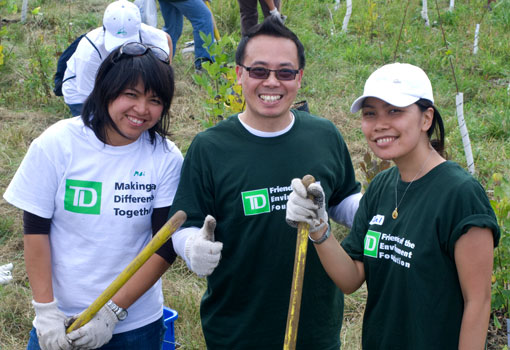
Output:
(64, 179), (102, 215)
(364, 230), (381, 258)
(241, 188), (270, 216)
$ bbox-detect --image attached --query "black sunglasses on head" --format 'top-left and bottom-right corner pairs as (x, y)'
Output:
(239, 64), (299, 81)
(115, 42), (170, 64)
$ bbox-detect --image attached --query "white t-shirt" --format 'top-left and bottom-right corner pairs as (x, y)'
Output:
(3, 117), (183, 333)
(62, 23), (169, 105)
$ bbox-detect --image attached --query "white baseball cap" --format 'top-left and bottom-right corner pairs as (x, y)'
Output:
(350, 63), (434, 113)
(103, 0), (141, 52)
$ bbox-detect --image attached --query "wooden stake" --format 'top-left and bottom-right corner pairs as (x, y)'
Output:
(21, 0), (28, 23)
(421, 0), (430, 26)
(342, 0), (352, 32)
(455, 93), (475, 175)
(473, 23), (480, 54)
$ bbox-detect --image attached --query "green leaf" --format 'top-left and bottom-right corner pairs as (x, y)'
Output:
(494, 315), (502, 329)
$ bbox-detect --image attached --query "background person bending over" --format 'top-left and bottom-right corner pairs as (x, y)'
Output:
(238, 0), (286, 35)
(167, 17), (361, 349)
(4, 43), (182, 350)
(286, 62), (500, 350)
(62, 0), (172, 117)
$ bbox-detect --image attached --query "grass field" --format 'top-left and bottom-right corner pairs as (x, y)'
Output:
(1, 0), (509, 348)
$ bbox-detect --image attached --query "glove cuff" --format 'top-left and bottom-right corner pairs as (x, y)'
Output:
(184, 234), (196, 262)
(309, 219), (328, 234)
(105, 300), (128, 321)
(309, 224), (331, 244)
(270, 8), (279, 15)
(31, 298), (65, 331)
(32, 299), (58, 312)
(285, 218), (299, 229)
(101, 303), (121, 324)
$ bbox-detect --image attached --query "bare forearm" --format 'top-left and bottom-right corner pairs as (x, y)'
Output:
(458, 300), (490, 350)
(165, 34), (173, 63)
(311, 227), (365, 294)
(24, 235), (54, 303)
(112, 254), (170, 308)
(455, 227), (494, 350)
(263, 0), (276, 11)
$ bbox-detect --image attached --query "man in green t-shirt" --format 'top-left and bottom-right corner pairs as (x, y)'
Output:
(168, 17), (361, 349)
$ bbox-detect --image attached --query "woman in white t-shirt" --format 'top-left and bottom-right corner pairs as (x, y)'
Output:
(4, 42), (183, 350)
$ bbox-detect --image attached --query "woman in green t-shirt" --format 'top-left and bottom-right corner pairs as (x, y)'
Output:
(286, 63), (499, 349)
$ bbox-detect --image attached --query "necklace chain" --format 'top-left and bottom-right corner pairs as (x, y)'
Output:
(392, 150), (434, 220)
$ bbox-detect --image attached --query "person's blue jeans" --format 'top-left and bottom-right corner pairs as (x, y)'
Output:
(67, 103), (83, 117)
(26, 316), (166, 350)
(158, 0), (214, 67)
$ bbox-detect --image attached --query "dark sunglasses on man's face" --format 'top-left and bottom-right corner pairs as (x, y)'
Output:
(116, 42), (170, 64)
(239, 64), (299, 81)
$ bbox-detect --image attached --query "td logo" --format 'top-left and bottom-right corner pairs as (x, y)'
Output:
(64, 179), (102, 215)
(241, 188), (270, 216)
(364, 230), (381, 258)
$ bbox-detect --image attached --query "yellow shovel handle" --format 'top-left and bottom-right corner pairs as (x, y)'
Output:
(204, 0), (221, 41)
(66, 210), (187, 333)
(284, 175), (315, 350)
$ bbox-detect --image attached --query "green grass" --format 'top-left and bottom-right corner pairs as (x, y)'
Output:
(1, 0), (509, 348)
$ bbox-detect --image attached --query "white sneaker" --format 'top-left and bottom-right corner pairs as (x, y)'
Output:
(181, 45), (194, 54)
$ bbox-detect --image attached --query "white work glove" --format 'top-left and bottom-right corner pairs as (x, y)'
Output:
(286, 178), (328, 233)
(32, 299), (73, 350)
(66, 304), (118, 349)
(0, 263), (13, 285)
(185, 215), (223, 277)
(269, 8), (287, 24)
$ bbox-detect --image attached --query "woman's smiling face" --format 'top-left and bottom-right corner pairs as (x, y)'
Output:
(106, 79), (163, 146)
(361, 97), (433, 164)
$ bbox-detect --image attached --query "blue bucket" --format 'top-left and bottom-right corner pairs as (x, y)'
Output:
(163, 307), (178, 350)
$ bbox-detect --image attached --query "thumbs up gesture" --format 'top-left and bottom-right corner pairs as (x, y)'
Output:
(185, 215), (223, 277)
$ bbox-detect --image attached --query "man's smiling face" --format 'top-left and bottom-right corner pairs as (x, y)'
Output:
(236, 35), (303, 130)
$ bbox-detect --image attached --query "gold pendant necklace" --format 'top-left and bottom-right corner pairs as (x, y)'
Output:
(393, 149), (434, 220)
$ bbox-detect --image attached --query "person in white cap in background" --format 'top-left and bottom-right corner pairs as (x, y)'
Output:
(237, 0), (286, 36)
(286, 62), (500, 349)
(62, 0), (172, 117)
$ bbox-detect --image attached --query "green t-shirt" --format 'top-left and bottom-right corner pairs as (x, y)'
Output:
(170, 110), (360, 349)
(342, 161), (500, 350)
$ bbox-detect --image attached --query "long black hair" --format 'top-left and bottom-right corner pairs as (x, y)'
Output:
(416, 98), (445, 157)
(81, 45), (175, 145)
